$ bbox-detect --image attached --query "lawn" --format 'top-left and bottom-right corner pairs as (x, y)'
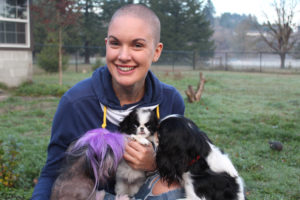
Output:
(0, 70), (299, 199)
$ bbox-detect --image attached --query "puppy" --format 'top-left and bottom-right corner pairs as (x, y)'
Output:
(156, 115), (246, 200)
(50, 128), (129, 200)
(115, 108), (159, 197)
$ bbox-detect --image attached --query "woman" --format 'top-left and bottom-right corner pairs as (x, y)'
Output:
(32, 4), (185, 200)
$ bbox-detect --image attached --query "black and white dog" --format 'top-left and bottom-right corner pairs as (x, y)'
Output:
(156, 115), (245, 200)
(115, 107), (159, 197)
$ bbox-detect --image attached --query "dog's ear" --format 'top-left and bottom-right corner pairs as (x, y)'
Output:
(151, 108), (159, 126)
(156, 145), (190, 185)
(118, 110), (135, 134)
(156, 121), (191, 184)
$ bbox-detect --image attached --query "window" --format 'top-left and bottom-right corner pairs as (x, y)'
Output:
(0, 21), (26, 44)
(0, 0), (30, 48)
(0, 0), (27, 19)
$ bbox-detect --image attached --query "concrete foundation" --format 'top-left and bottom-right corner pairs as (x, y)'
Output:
(0, 50), (33, 87)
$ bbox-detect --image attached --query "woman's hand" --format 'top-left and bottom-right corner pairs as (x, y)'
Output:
(123, 140), (156, 171)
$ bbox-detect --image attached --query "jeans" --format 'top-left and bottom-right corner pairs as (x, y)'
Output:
(104, 174), (185, 200)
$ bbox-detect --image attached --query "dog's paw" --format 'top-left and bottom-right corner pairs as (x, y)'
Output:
(130, 135), (150, 145)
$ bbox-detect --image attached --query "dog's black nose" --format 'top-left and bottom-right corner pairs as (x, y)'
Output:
(140, 127), (144, 131)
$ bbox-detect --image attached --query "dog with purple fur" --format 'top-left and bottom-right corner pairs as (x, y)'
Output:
(50, 128), (129, 200)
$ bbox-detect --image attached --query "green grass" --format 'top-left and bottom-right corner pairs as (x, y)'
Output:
(0, 70), (300, 199)
(158, 71), (300, 199)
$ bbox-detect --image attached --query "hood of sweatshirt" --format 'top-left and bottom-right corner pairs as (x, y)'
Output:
(91, 66), (163, 110)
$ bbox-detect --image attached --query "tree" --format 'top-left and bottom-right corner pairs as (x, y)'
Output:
(101, 0), (134, 22)
(213, 13), (260, 52)
(76, 0), (104, 64)
(148, 0), (186, 50)
(258, 0), (298, 68)
(233, 16), (260, 52)
(203, 0), (215, 26)
(31, 0), (81, 85)
(218, 13), (249, 29)
(37, 34), (69, 73)
(147, 0), (215, 55)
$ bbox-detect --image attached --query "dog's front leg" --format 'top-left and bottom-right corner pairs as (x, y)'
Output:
(130, 135), (150, 145)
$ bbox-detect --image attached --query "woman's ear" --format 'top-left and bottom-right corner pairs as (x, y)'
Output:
(152, 42), (163, 62)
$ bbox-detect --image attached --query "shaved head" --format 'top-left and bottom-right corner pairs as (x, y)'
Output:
(108, 4), (161, 45)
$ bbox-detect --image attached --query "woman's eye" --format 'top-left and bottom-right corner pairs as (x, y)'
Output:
(109, 40), (119, 46)
(133, 42), (144, 49)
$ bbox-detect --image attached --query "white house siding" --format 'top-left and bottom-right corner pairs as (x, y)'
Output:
(0, 50), (32, 87)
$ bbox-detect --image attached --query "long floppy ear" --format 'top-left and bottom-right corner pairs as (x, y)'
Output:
(156, 142), (190, 185)
(156, 119), (191, 185)
(156, 115), (211, 185)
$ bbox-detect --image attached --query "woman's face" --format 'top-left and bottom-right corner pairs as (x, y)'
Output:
(105, 15), (163, 89)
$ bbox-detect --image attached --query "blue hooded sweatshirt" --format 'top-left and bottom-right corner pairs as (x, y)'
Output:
(31, 66), (185, 200)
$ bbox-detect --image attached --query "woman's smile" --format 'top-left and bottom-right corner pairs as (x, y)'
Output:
(116, 64), (136, 73)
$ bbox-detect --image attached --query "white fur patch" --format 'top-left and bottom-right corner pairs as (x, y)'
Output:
(236, 176), (246, 200)
(130, 135), (151, 145)
(206, 143), (245, 200)
(182, 172), (206, 200)
(206, 143), (239, 177)
(136, 108), (152, 138)
(115, 160), (146, 196)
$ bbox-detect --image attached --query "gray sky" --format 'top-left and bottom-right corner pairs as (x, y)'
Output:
(211, 0), (300, 24)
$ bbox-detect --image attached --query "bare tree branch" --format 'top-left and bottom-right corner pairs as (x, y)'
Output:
(256, 0), (298, 68)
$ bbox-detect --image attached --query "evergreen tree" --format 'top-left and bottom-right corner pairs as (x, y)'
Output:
(77, 0), (104, 63)
(148, 0), (186, 50)
(101, 0), (134, 22)
(148, 0), (215, 55)
(203, 0), (215, 26)
(219, 13), (249, 29)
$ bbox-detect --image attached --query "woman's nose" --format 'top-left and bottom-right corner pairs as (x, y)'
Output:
(118, 46), (131, 61)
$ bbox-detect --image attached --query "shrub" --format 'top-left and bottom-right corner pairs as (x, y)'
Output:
(92, 58), (105, 71)
(0, 139), (21, 188)
(37, 45), (69, 73)
(0, 82), (8, 90)
(14, 81), (69, 97)
(0, 186), (33, 200)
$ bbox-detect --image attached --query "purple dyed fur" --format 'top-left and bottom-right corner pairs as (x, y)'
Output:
(70, 128), (125, 188)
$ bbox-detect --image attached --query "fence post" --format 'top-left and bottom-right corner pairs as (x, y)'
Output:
(225, 52), (228, 71)
(193, 50), (197, 70)
(75, 50), (79, 73)
(172, 51), (175, 72)
(259, 52), (262, 72)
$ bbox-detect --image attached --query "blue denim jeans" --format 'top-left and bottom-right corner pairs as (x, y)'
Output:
(104, 174), (185, 200)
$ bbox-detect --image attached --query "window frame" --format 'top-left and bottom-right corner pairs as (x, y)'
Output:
(0, 0), (31, 49)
